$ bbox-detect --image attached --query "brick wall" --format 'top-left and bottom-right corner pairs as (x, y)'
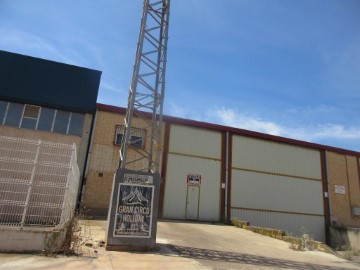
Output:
(327, 151), (360, 227)
(83, 110), (164, 216)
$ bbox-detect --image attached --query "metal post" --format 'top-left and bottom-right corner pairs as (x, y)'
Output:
(225, 132), (229, 220)
(21, 140), (41, 228)
(57, 144), (76, 229)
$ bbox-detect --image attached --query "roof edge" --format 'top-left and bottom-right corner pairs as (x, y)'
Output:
(96, 103), (360, 157)
(0, 49), (102, 74)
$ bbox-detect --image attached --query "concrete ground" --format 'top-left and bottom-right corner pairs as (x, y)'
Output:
(0, 219), (359, 270)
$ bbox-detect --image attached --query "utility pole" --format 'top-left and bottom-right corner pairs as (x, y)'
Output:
(120, 0), (171, 173)
(106, 0), (171, 251)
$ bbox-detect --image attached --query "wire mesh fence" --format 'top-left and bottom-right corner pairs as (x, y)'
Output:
(0, 136), (80, 229)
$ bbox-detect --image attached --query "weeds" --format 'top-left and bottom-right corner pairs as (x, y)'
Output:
(336, 244), (360, 261)
(288, 233), (315, 251)
(42, 207), (89, 256)
(230, 218), (249, 229)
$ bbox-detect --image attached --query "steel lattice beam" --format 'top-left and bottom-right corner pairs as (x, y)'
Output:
(119, 0), (171, 173)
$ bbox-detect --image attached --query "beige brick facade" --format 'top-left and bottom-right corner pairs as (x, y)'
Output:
(327, 151), (360, 227)
(83, 107), (360, 231)
(83, 110), (164, 216)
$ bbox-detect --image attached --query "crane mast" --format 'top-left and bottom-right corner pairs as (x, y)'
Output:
(120, 0), (171, 173)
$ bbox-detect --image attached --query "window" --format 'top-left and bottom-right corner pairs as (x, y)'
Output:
(0, 101), (85, 136)
(68, 113), (85, 136)
(0, 101), (8, 125)
(20, 105), (40, 129)
(37, 108), (55, 132)
(115, 127), (125, 145)
(114, 125), (146, 148)
(53, 110), (70, 134)
(4, 102), (24, 127)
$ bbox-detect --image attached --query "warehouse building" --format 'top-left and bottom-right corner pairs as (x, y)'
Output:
(0, 50), (102, 251)
(83, 103), (360, 244)
(0, 50), (101, 190)
(1, 50), (358, 247)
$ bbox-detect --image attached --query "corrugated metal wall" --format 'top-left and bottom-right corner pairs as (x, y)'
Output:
(231, 135), (325, 241)
(232, 136), (321, 179)
(163, 124), (222, 221)
(168, 124), (221, 158)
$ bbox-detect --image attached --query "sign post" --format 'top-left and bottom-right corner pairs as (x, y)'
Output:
(106, 168), (160, 251)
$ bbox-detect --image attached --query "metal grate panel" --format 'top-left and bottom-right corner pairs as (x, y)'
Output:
(0, 136), (80, 229)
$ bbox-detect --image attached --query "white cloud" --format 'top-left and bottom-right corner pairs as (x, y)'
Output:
(294, 125), (360, 141)
(286, 104), (336, 115)
(100, 80), (125, 94)
(0, 29), (75, 64)
(0, 28), (104, 69)
(208, 107), (360, 144)
(209, 107), (282, 136)
(166, 100), (197, 119)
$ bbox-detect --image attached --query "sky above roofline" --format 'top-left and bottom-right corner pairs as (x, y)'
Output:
(1, 0), (359, 151)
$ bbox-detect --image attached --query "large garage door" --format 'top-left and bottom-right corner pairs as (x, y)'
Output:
(163, 124), (222, 222)
(230, 135), (325, 242)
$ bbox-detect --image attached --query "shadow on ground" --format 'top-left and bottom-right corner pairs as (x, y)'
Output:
(156, 244), (354, 270)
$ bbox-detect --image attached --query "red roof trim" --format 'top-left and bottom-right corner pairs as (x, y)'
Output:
(96, 103), (360, 157)
(96, 103), (127, 114)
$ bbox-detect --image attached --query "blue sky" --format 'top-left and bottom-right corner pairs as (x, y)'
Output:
(0, 0), (359, 151)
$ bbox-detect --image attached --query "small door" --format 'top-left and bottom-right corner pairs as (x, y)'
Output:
(186, 186), (200, 220)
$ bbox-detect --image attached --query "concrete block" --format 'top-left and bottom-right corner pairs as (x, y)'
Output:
(0, 227), (67, 252)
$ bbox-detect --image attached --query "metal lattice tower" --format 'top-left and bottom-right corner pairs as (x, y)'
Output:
(119, 0), (171, 173)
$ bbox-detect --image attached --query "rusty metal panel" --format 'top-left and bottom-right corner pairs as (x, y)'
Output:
(169, 124), (221, 159)
(231, 169), (324, 215)
(163, 153), (221, 221)
(232, 135), (321, 180)
(231, 208), (325, 242)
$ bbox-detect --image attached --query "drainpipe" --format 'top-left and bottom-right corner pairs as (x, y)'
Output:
(325, 152), (333, 222)
(321, 150), (332, 245)
(225, 131), (229, 221)
(78, 109), (98, 206)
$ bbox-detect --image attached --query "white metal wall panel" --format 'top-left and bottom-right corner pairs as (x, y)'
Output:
(232, 135), (321, 180)
(162, 154), (188, 219)
(163, 153), (221, 221)
(231, 208), (325, 242)
(231, 170), (324, 215)
(169, 124), (221, 159)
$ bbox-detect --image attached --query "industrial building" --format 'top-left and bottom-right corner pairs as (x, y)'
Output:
(83, 103), (360, 244)
(0, 50), (101, 183)
(0, 51), (101, 251)
(1, 50), (359, 248)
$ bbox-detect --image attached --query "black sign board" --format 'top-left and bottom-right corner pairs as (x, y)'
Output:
(113, 183), (154, 238)
(106, 169), (160, 250)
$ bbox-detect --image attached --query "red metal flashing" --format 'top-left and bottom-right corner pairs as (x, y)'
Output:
(96, 103), (360, 157)
(96, 103), (127, 114)
(357, 157), (360, 192)
(227, 133), (233, 222)
(220, 132), (227, 222)
(158, 122), (171, 218)
(320, 150), (331, 245)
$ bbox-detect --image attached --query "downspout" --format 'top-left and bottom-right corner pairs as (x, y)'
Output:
(78, 109), (99, 207)
(321, 150), (331, 245)
(325, 151), (333, 222)
(225, 131), (229, 221)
